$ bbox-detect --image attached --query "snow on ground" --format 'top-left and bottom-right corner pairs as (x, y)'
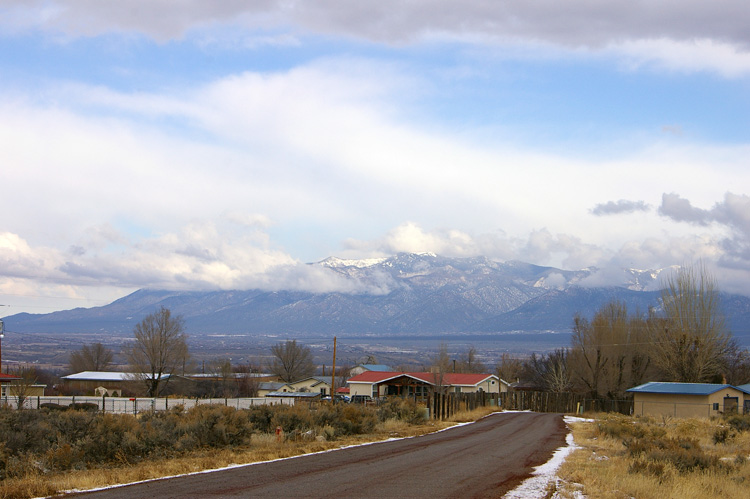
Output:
(502, 415), (592, 499)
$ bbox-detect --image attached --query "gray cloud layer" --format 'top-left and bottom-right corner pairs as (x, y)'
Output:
(4, 0), (750, 48)
(591, 200), (651, 216)
(659, 192), (750, 269)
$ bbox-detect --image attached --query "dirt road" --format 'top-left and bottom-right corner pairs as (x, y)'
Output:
(62, 412), (567, 498)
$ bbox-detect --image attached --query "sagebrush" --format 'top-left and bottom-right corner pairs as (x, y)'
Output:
(0, 398), (425, 479)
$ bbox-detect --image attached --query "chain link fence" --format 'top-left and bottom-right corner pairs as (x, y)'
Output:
(0, 395), (294, 413)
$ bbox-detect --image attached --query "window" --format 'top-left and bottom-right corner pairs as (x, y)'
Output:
(713, 403), (719, 410)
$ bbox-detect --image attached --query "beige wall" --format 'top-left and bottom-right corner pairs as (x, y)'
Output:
(455, 378), (503, 394)
(2, 384), (46, 397)
(633, 388), (747, 418)
(348, 382), (375, 398)
(287, 379), (330, 394)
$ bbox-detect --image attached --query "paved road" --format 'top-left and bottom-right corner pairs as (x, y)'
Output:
(62, 412), (567, 498)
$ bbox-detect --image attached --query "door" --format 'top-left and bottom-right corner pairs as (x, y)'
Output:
(724, 396), (739, 414)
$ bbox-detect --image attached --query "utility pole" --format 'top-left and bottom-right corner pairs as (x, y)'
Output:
(0, 318), (4, 373)
(0, 305), (10, 374)
(331, 336), (337, 402)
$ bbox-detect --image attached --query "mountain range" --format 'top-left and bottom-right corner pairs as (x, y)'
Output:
(6, 253), (750, 343)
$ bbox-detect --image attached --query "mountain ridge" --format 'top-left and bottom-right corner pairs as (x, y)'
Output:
(5, 253), (750, 342)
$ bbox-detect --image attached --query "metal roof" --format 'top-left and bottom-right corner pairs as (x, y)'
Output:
(266, 391), (321, 398)
(626, 382), (750, 396)
(358, 364), (393, 372)
(62, 371), (170, 381)
(258, 382), (287, 391)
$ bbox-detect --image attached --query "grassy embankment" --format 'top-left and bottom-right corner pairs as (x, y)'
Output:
(553, 412), (750, 499)
(0, 401), (497, 499)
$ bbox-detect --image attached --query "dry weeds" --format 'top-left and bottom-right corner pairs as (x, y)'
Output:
(0, 414), (458, 499)
(446, 406), (500, 423)
(554, 413), (750, 499)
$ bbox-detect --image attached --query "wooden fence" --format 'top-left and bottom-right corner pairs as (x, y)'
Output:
(426, 391), (634, 419)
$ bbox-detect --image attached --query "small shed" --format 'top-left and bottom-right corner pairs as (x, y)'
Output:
(257, 382), (290, 397)
(0, 372), (46, 398)
(286, 376), (332, 395)
(0, 373), (21, 397)
(627, 382), (750, 418)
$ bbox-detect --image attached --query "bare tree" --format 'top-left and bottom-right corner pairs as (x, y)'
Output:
(236, 361), (261, 397)
(648, 264), (731, 383)
(456, 345), (486, 373)
(570, 301), (654, 399)
(210, 358), (236, 397)
(497, 353), (524, 383)
(430, 343), (452, 394)
(9, 366), (39, 409)
(722, 341), (750, 386)
(521, 349), (571, 392)
(126, 307), (189, 396)
(69, 343), (114, 373)
(544, 349), (572, 393)
(269, 340), (315, 383)
(334, 363), (351, 397)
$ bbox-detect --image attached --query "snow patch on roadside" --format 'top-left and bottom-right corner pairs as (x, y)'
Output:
(502, 416), (588, 499)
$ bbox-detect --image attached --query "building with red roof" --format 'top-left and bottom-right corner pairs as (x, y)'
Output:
(347, 371), (508, 400)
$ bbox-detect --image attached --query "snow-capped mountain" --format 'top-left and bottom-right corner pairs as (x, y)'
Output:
(6, 254), (750, 338)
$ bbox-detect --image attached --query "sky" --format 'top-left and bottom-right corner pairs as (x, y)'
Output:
(1, 1), (750, 315)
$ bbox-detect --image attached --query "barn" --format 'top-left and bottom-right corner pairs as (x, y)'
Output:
(627, 382), (750, 418)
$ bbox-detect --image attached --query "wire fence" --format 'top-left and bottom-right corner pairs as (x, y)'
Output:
(0, 395), (294, 413)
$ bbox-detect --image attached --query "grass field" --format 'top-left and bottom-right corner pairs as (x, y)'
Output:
(553, 413), (750, 499)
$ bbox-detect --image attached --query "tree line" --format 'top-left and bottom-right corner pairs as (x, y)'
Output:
(499, 263), (750, 399)
(61, 307), (321, 398)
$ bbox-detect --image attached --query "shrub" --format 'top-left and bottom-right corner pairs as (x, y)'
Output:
(597, 414), (667, 443)
(271, 405), (314, 435)
(625, 435), (730, 474)
(246, 404), (276, 433)
(726, 414), (750, 433)
(628, 459), (666, 479)
(178, 404), (252, 448)
(69, 402), (99, 411)
(376, 398), (426, 424)
(713, 426), (732, 444)
(333, 404), (377, 435)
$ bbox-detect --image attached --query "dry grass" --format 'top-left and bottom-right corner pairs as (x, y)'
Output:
(0, 418), (452, 499)
(554, 413), (750, 499)
(446, 406), (501, 423)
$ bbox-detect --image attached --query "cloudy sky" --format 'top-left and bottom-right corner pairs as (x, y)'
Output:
(1, 1), (750, 315)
